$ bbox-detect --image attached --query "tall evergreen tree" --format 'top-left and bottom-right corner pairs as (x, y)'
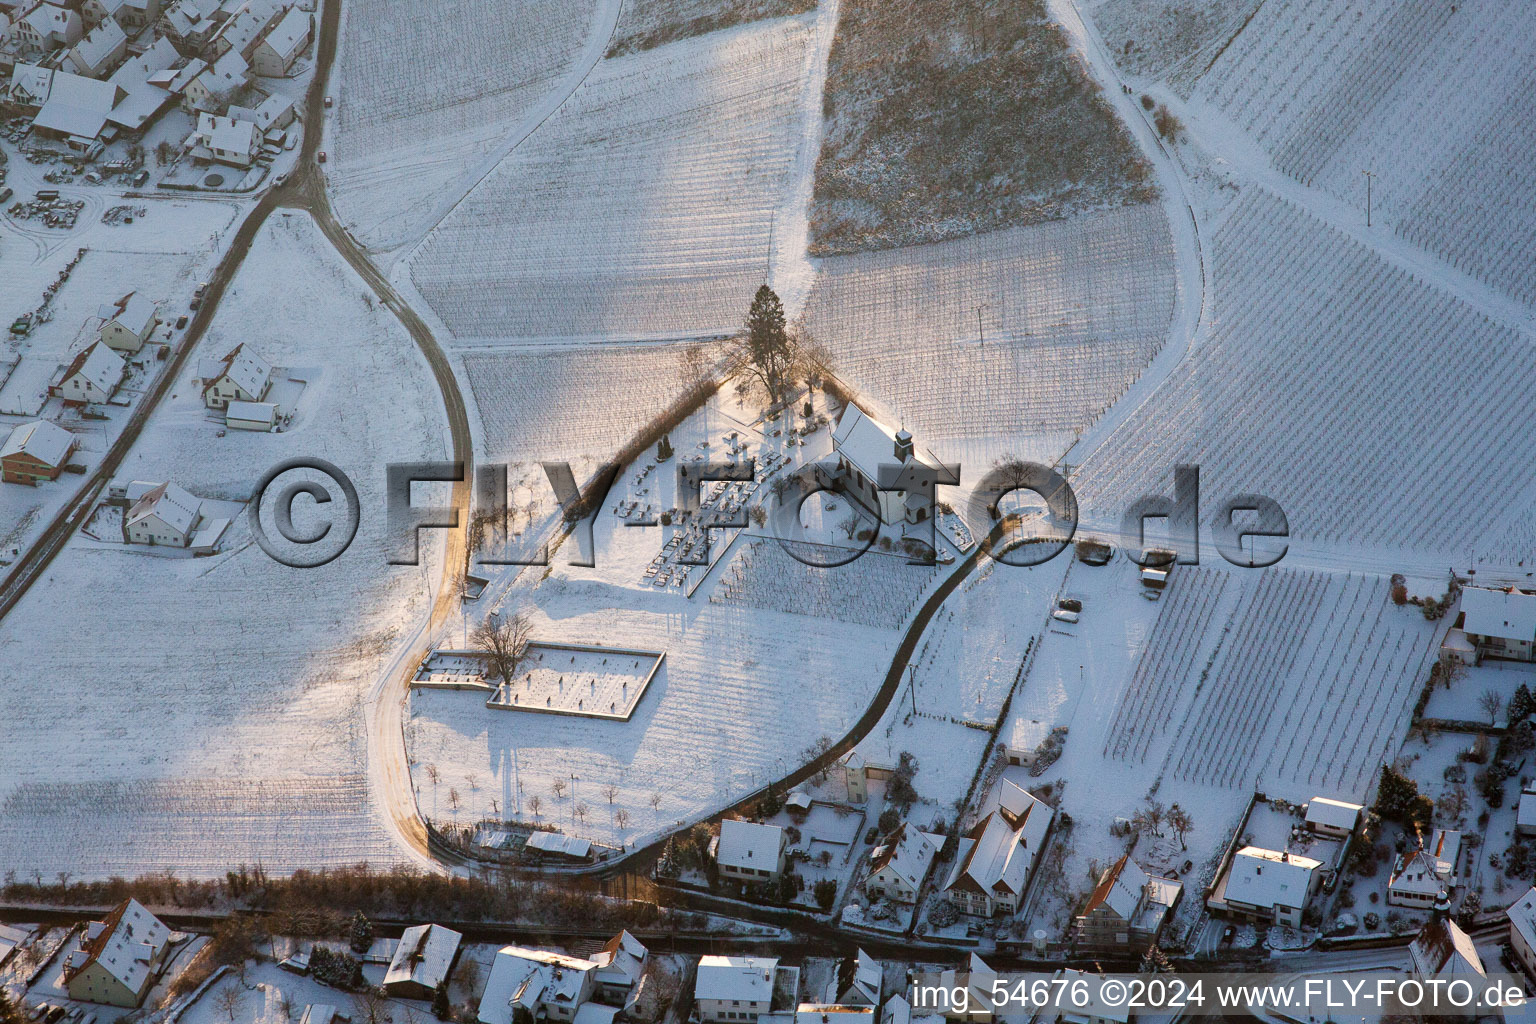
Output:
(744, 285), (792, 405)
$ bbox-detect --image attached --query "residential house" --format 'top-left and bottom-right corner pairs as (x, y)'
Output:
(12, 3), (81, 53)
(179, 48), (245, 113)
(1071, 854), (1182, 954)
(52, 341), (125, 405)
(123, 481), (200, 546)
(821, 405), (954, 527)
(835, 950), (881, 1007)
(158, 0), (220, 53)
(67, 18), (125, 77)
(1303, 796), (1362, 839)
(60, 899), (172, 1007)
(942, 782), (1053, 917)
(383, 923), (462, 1001)
(98, 292), (160, 353)
(249, 4), (306, 75)
(713, 819), (787, 885)
(1457, 586), (1536, 663)
(1, 419), (77, 484)
(7, 63), (55, 109)
(936, 954), (995, 1024)
(1408, 913), (1484, 982)
(83, 0), (130, 30)
(1052, 970), (1130, 1024)
(1508, 886), (1536, 978)
(795, 1007), (874, 1024)
(189, 109), (257, 165)
(1388, 829), (1460, 908)
(477, 946), (598, 1024)
(226, 90), (292, 131)
(205, 2), (281, 62)
(694, 956), (777, 1024)
(200, 342), (270, 409)
(864, 822), (941, 904)
(589, 931), (646, 1007)
(112, 0), (158, 31)
(1208, 846), (1321, 929)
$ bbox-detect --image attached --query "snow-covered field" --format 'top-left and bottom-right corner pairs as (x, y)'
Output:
(328, 0), (602, 249)
(1072, 189), (1536, 559)
(802, 203), (1176, 471)
(408, 13), (825, 343)
(0, 211), (445, 877)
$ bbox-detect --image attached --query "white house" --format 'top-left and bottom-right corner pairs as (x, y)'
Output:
(383, 923), (461, 1000)
(61, 899), (171, 1007)
(206, 3), (280, 62)
(1388, 829), (1460, 908)
(13, 3), (81, 53)
(1458, 586), (1536, 662)
(98, 292), (159, 353)
(1408, 914), (1484, 982)
(1209, 847), (1321, 929)
(836, 950), (881, 1007)
(52, 341), (125, 405)
(200, 342), (270, 409)
(123, 481), (201, 547)
(937, 954), (996, 1023)
(864, 822), (941, 904)
(249, 5), (307, 75)
(694, 956), (777, 1024)
(713, 819), (786, 884)
(589, 931), (646, 1007)
(1508, 886), (1536, 978)
(66, 17), (125, 78)
(942, 783), (1053, 917)
(190, 110), (259, 166)
(1303, 796), (1362, 839)
(477, 946), (598, 1024)
(180, 49), (246, 113)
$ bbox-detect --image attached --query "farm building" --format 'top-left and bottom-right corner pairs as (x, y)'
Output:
(383, 923), (462, 1000)
(1071, 854), (1182, 954)
(98, 292), (159, 353)
(51, 342), (125, 404)
(1, 419), (77, 484)
(60, 899), (171, 1007)
(1408, 912), (1483, 982)
(589, 931), (646, 1006)
(1508, 886), (1536, 978)
(225, 400), (277, 431)
(1303, 796), (1362, 839)
(16, 64), (126, 148)
(863, 822), (941, 904)
(821, 405), (953, 527)
(250, 6), (309, 76)
(1207, 846), (1321, 928)
(524, 831), (591, 862)
(200, 342), (270, 409)
(1457, 586), (1536, 662)
(694, 956), (777, 1024)
(1388, 829), (1460, 908)
(477, 944), (624, 1024)
(942, 782), (1053, 917)
(712, 819), (786, 884)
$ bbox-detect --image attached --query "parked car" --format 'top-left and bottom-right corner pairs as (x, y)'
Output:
(175, 314), (188, 329)
(0, 186), (12, 204)
(323, 95), (334, 108)
(316, 151), (327, 164)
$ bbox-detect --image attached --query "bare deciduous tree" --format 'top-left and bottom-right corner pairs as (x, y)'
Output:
(615, 809), (631, 832)
(1480, 689), (1504, 725)
(425, 764), (440, 785)
(528, 795), (543, 818)
(650, 792), (662, 811)
(552, 779), (567, 799)
(471, 610), (532, 685)
(448, 788), (461, 812)
(1165, 805), (1193, 850)
(216, 986), (242, 1023)
(576, 802), (591, 824)
(603, 784), (619, 805)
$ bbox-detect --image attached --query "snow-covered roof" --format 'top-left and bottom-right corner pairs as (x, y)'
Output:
(477, 946), (597, 1024)
(524, 831), (590, 858)
(198, 110), (257, 154)
(225, 400), (276, 425)
(32, 69), (124, 139)
(1, 420), (75, 467)
(571, 1005), (619, 1024)
(102, 292), (158, 337)
(1409, 917), (1484, 980)
(257, 6), (308, 61)
(1509, 887), (1536, 957)
(1225, 847), (1320, 911)
(715, 819), (784, 873)
(795, 1006), (874, 1024)
(126, 481), (200, 537)
(59, 341), (124, 395)
(1081, 854), (1149, 923)
(867, 822), (940, 894)
(106, 37), (180, 129)
(61, 899), (170, 997)
(70, 18), (124, 72)
(839, 950), (880, 1006)
(206, 343), (271, 399)
(1519, 790), (1536, 830)
(695, 956), (777, 1004)
(944, 790), (1051, 901)
(1304, 796), (1362, 833)
(10, 63), (54, 105)
(383, 923), (461, 992)
(22, 3), (78, 43)
(832, 404), (941, 482)
(1390, 830), (1460, 897)
(1461, 586), (1536, 643)
(590, 930), (646, 990)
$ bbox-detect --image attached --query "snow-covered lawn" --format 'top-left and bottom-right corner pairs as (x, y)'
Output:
(328, 0), (601, 248)
(801, 203), (1176, 472)
(408, 13), (824, 343)
(0, 211), (446, 878)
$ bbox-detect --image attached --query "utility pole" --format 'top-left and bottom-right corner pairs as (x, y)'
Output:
(974, 303), (992, 347)
(1362, 169), (1376, 228)
(908, 664), (918, 715)
(765, 220), (775, 284)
